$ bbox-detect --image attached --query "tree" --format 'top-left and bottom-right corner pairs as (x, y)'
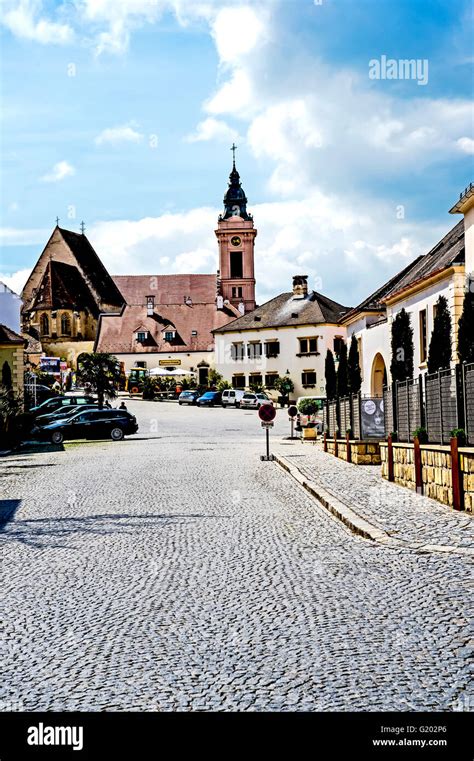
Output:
(427, 295), (452, 373)
(348, 335), (362, 393)
(274, 374), (294, 399)
(336, 341), (349, 397)
(458, 289), (474, 364)
(325, 349), (337, 399)
(2, 361), (12, 390)
(390, 308), (414, 382)
(76, 353), (121, 408)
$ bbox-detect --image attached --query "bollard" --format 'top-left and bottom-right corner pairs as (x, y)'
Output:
(450, 436), (464, 511)
(387, 434), (394, 482)
(346, 431), (351, 464)
(413, 436), (423, 494)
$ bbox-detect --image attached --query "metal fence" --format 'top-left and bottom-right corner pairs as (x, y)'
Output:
(384, 363), (473, 444)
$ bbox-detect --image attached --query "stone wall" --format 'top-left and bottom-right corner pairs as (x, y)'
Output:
(326, 439), (381, 465)
(380, 442), (474, 513)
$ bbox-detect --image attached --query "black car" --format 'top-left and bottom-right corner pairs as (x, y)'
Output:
(24, 384), (57, 406)
(31, 408), (139, 444)
(29, 395), (96, 418)
(178, 390), (200, 405)
(35, 403), (99, 427)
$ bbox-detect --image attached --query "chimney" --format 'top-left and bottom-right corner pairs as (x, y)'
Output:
(292, 275), (308, 299)
(146, 295), (155, 316)
(449, 182), (474, 278)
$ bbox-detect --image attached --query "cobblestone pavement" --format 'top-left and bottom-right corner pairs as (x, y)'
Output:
(1, 402), (473, 711)
(274, 441), (474, 551)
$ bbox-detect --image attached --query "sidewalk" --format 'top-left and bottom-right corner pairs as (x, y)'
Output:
(274, 440), (474, 554)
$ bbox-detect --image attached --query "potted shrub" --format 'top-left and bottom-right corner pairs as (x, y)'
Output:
(412, 426), (428, 444)
(450, 428), (467, 447)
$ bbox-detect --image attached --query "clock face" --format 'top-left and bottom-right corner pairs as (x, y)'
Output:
(231, 235), (242, 246)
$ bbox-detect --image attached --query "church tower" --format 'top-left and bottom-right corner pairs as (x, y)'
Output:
(215, 145), (256, 313)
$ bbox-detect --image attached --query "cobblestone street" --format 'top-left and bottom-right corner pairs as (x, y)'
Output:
(1, 402), (472, 711)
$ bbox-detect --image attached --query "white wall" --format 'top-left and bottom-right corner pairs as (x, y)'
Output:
(114, 350), (215, 374)
(215, 323), (347, 398)
(0, 282), (22, 334)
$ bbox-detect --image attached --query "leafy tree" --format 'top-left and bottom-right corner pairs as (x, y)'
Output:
(274, 375), (294, 399)
(427, 295), (452, 373)
(390, 308), (414, 382)
(458, 288), (474, 364)
(325, 349), (337, 400)
(2, 361), (12, 390)
(208, 368), (223, 389)
(76, 353), (121, 408)
(348, 335), (362, 393)
(217, 378), (232, 392)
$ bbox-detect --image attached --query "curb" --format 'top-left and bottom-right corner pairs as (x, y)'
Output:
(274, 454), (474, 558)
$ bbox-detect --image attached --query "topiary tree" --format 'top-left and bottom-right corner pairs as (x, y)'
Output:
(325, 349), (337, 399)
(458, 288), (474, 364)
(76, 352), (121, 408)
(427, 295), (452, 373)
(274, 374), (294, 401)
(348, 335), (362, 393)
(336, 341), (349, 397)
(390, 308), (414, 382)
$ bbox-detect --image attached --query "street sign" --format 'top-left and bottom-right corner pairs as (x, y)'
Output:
(258, 404), (276, 422)
(288, 405), (298, 418)
(261, 421), (274, 428)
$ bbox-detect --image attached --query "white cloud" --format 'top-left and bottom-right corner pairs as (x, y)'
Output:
(0, 227), (49, 245)
(211, 6), (267, 65)
(41, 160), (75, 183)
(0, 268), (31, 295)
(95, 122), (144, 146)
(457, 136), (474, 154)
(185, 117), (239, 144)
(0, 0), (73, 45)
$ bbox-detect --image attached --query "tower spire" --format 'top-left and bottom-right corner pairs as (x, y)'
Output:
(222, 146), (251, 221)
(231, 142), (237, 169)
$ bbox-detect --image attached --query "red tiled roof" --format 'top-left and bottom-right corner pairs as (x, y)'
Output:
(112, 274), (219, 306)
(0, 324), (24, 344)
(96, 274), (235, 353)
(30, 261), (98, 314)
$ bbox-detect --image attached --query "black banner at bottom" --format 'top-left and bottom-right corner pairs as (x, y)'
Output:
(0, 711), (471, 759)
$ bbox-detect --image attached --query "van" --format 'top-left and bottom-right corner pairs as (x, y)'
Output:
(221, 389), (246, 408)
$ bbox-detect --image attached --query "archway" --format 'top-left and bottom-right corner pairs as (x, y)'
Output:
(371, 353), (386, 397)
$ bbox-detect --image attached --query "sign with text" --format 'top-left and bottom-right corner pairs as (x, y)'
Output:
(360, 397), (385, 439)
(159, 359), (181, 366)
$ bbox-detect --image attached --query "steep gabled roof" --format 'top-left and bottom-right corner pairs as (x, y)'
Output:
(30, 261), (98, 314)
(58, 227), (124, 308)
(213, 290), (350, 333)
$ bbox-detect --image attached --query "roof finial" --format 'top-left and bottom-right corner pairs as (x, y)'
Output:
(55, 216), (60, 226)
(80, 221), (85, 234)
(231, 142), (237, 168)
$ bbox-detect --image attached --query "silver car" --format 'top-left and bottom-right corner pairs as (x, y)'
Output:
(240, 392), (273, 410)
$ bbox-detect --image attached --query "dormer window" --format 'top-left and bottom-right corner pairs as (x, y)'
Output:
(136, 331), (148, 343)
(164, 331), (175, 342)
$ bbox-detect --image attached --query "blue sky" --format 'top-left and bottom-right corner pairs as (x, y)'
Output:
(0, 0), (473, 306)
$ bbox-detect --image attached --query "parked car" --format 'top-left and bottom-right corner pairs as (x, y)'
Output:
(29, 395), (96, 418)
(196, 391), (222, 407)
(30, 408), (139, 444)
(221, 389), (246, 408)
(296, 396), (325, 432)
(178, 390), (200, 405)
(240, 392), (273, 410)
(35, 403), (99, 428)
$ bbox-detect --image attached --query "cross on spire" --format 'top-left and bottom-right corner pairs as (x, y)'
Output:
(231, 142), (237, 168)
(55, 216), (60, 226)
(80, 221), (85, 234)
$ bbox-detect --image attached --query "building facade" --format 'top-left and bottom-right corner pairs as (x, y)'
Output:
(214, 275), (349, 398)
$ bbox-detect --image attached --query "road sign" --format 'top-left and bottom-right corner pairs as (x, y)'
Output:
(288, 405), (298, 418)
(258, 404), (276, 422)
(261, 421), (274, 428)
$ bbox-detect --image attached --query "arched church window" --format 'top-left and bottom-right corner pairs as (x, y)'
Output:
(61, 313), (72, 335)
(40, 313), (49, 335)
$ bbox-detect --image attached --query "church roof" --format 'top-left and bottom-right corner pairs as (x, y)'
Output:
(221, 156), (251, 221)
(213, 290), (350, 333)
(58, 227), (124, 308)
(95, 274), (235, 353)
(30, 261), (98, 313)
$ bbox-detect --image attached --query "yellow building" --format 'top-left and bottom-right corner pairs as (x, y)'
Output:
(0, 324), (24, 396)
